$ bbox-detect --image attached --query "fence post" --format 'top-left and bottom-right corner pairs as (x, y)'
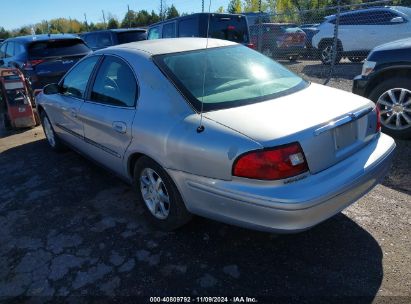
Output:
(324, 0), (341, 85)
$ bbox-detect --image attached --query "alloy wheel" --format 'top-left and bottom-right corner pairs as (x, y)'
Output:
(140, 168), (170, 220)
(377, 88), (411, 131)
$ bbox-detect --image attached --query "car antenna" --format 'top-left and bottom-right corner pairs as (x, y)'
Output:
(197, 0), (212, 133)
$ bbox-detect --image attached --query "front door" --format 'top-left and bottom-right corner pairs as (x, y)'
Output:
(50, 55), (101, 147)
(79, 55), (137, 175)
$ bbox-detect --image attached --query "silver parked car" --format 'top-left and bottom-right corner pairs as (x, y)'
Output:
(36, 38), (395, 233)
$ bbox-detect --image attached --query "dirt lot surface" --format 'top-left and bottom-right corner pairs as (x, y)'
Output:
(0, 61), (410, 302)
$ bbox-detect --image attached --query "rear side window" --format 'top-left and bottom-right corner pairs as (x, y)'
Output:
(97, 32), (112, 49)
(148, 27), (160, 40)
(162, 23), (176, 38)
(83, 34), (98, 49)
(0, 43), (6, 58)
(209, 15), (249, 43)
(28, 39), (90, 59)
(117, 31), (146, 44)
(91, 56), (137, 107)
(178, 18), (199, 37)
(61, 56), (100, 99)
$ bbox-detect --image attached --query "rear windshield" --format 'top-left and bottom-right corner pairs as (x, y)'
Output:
(154, 45), (307, 111)
(117, 31), (147, 44)
(28, 39), (90, 59)
(209, 15), (249, 43)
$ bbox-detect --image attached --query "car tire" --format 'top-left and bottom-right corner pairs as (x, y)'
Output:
(368, 77), (411, 139)
(133, 156), (192, 231)
(40, 111), (65, 151)
(348, 56), (365, 63)
(319, 41), (342, 65)
(2, 113), (12, 130)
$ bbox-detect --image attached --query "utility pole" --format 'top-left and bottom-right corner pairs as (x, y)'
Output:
(84, 13), (89, 31)
(128, 5), (131, 28)
(160, 0), (163, 21)
(102, 10), (107, 29)
(202, 0), (204, 12)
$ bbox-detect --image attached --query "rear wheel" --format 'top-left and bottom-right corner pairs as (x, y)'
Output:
(368, 77), (411, 139)
(40, 111), (65, 151)
(133, 156), (192, 231)
(319, 41), (342, 65)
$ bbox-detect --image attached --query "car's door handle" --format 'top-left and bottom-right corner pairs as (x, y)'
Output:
(112, 121), (127, 134)
(70, 108), (77, 118)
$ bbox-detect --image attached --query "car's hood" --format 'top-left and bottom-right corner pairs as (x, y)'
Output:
(372, 37), (411, 52)
(204, 82), (373, 145)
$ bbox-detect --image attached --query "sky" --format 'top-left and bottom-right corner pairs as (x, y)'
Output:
(0, 0), (230, 30)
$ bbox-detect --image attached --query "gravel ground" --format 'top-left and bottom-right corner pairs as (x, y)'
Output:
(0, 61), (410, 302)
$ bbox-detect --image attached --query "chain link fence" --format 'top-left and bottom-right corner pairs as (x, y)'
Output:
(247, 0), (407, 85)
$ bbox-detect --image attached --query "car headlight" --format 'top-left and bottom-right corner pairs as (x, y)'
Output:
(361, 60), (376, 76)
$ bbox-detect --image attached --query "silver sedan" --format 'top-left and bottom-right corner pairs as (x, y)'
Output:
(36, 38), (396, 233)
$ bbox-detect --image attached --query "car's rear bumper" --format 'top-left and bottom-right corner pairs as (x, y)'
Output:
(168, 133), (395, 233)
(352, 75), (369, 97)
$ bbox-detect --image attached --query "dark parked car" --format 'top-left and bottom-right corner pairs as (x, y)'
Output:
(249, 23), (306, 60)
(0, 34), (91, 95)
(353, 38), (411, 139)
(147, 13), (252, 47)
(80, 28), (147, 51)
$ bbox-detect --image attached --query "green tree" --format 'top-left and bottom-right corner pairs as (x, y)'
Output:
(216, 6), (225, 13)
(122, 10), (136, 28)
(107, 18), (119, 29)
(149, 10), (160, 24)
(166, 4), (179, 19)
(227, 0), (242, 13)
(0, 27), (10, 39)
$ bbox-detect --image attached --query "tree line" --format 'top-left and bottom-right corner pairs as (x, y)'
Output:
(1, 0), (410, 39)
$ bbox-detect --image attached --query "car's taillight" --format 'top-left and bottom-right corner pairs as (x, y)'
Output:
(23, 59), (44, 70)
(233, 142), (309, 180)
(375, 106), (381, 132)
(247, 43), (256, 49)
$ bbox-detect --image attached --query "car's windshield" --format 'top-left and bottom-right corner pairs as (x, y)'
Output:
(154, 45), (307, 111)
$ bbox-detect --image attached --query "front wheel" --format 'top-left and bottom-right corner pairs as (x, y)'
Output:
(133, 157), (192, 231)
(368, 77), (411, 139)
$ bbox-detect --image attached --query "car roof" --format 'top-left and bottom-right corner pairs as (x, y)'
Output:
(80, 28), (146, 35)
(325, 6), (397, 18)
(5, 34), (81, 44)
(148, 13), (246, 27)
(105, 37), (236, 56)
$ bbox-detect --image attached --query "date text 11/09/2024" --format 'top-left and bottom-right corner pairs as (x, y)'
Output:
(149, 297), (258, 303)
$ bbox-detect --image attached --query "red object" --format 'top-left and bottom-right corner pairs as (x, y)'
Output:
(23, 59), (44, 71)
(0, 68), (37, 129)
(227, 25), (236, 31)
(233, 142), (309, 180)
(375, 106), (381, 132)
(246, 43), (256, 49)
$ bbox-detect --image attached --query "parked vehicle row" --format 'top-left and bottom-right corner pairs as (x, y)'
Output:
(80, 28), (147, 51)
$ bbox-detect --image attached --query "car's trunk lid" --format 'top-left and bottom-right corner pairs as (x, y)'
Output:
(205, 83), (378, 174)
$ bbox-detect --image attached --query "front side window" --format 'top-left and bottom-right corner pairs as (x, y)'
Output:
(61, 56), (100, 99)
(90, 56), (137, 107)
(162, 23), (176, 38)
(148, 27), (160, 40)
(154, 45), (307, 111)
(84, 34), (98, 49)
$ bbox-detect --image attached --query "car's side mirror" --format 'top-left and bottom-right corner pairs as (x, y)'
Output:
(43, 83), (61, 95)
(390, 16), (404, 23)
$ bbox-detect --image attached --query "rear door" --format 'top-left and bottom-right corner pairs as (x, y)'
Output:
(79, 55), (137, 174)
(27, 38), (91, 89)
(47, 55), (101, 148)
